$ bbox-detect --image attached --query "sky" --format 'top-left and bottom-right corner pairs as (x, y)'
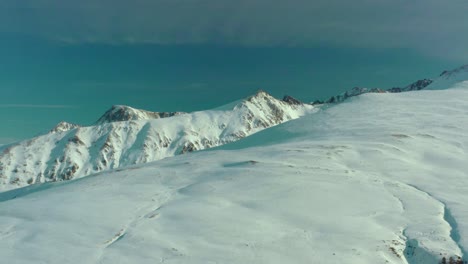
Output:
(0, 0), (467, 144)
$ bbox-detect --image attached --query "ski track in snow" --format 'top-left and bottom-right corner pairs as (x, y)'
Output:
(97, 190), (174, 263)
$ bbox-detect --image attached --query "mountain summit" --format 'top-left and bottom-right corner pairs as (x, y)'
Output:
(95, 105), (185, 124)
(0, 91), (314, 190)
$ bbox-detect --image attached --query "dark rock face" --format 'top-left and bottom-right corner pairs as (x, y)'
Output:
(387, 87), (402, 93)
(439, 65), (468, 78)
(68, 136), (85, 145)
(282, 95), (303, 105)
(402, 79), (433, 91)
(440, 70), (449, 76)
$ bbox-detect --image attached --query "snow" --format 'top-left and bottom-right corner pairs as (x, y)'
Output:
(1, 74), (468, 263)
(0, 91), (314, 190)
(95, 105), (185, 125)
(426, 65), (468, 90)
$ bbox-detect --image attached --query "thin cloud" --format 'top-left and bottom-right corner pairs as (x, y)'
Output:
(0, 104), (75, 109)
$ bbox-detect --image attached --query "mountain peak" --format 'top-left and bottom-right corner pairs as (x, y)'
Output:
(49, 121), (80, 134)
(251, 89), (272, 98)
(95, 105), (185, 124)
(0, 91), (314, 188)
(240, 90), (275, 104)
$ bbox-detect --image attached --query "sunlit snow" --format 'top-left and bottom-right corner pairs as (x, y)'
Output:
(1, 70), (468, 264)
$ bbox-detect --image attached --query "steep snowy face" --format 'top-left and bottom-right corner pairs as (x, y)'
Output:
(426, 65), (468, 90)
(220, 90), (311, 139)
(0, 91), (314, 190)
(95, 105), (185, 124)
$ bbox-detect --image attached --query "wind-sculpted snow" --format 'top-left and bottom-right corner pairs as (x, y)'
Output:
(1, 75), (468, 264)
(0, 91), (314, 190)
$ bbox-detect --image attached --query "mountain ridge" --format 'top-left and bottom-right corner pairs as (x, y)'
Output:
(0, 91), (314, 190)
(95, 105), (186, 125)
(2, 65), (467, 191)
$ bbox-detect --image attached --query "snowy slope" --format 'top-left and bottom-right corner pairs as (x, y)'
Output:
(425, 65), (468, 91)
(1, 70), (468, 264)
(322, 78), (433, 104)
(0, 91), (314, 190)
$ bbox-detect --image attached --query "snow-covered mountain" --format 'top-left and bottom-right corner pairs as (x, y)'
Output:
(320, 78), (433, 104)
(425, 65), (468, 90)
(319, 65), (468, 105)
(1, 65), (468, 264)
(0, 91), (314, 190)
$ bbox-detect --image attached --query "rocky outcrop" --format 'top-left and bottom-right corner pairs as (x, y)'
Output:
(96, 105), (185, 124)
(49, 121), (80, 134)
(401, 79), (433, 91)
(282, 95), (303, 105)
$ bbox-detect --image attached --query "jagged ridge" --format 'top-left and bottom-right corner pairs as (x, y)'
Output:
(314, 79), (434, 105)
(0, 91), (314, 190)
(96, 105), (185, 124)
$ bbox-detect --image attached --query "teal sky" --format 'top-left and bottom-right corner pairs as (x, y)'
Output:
(1, 0), (467, 144)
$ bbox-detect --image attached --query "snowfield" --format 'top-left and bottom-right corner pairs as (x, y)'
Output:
(1, 68), (468, 263)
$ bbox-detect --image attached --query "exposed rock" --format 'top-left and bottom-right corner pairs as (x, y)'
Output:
(0, 91), (314, 189)
(96, 105), (185, 124)
(311, 100), (324, 105)
(282, 95), (303, 105)
(49, 122), (80, 134)
(324, 79), (433, 104)
(402, 79), (433, 91)
(439, 65), (468, 78)
(68, 135), (85, 145)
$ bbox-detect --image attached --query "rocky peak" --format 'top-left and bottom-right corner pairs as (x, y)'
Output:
(282, 95), (303, 105)
(49, 121), (80, 134)
(250, 89), (271, 99)
(96, 105), (185, 124)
